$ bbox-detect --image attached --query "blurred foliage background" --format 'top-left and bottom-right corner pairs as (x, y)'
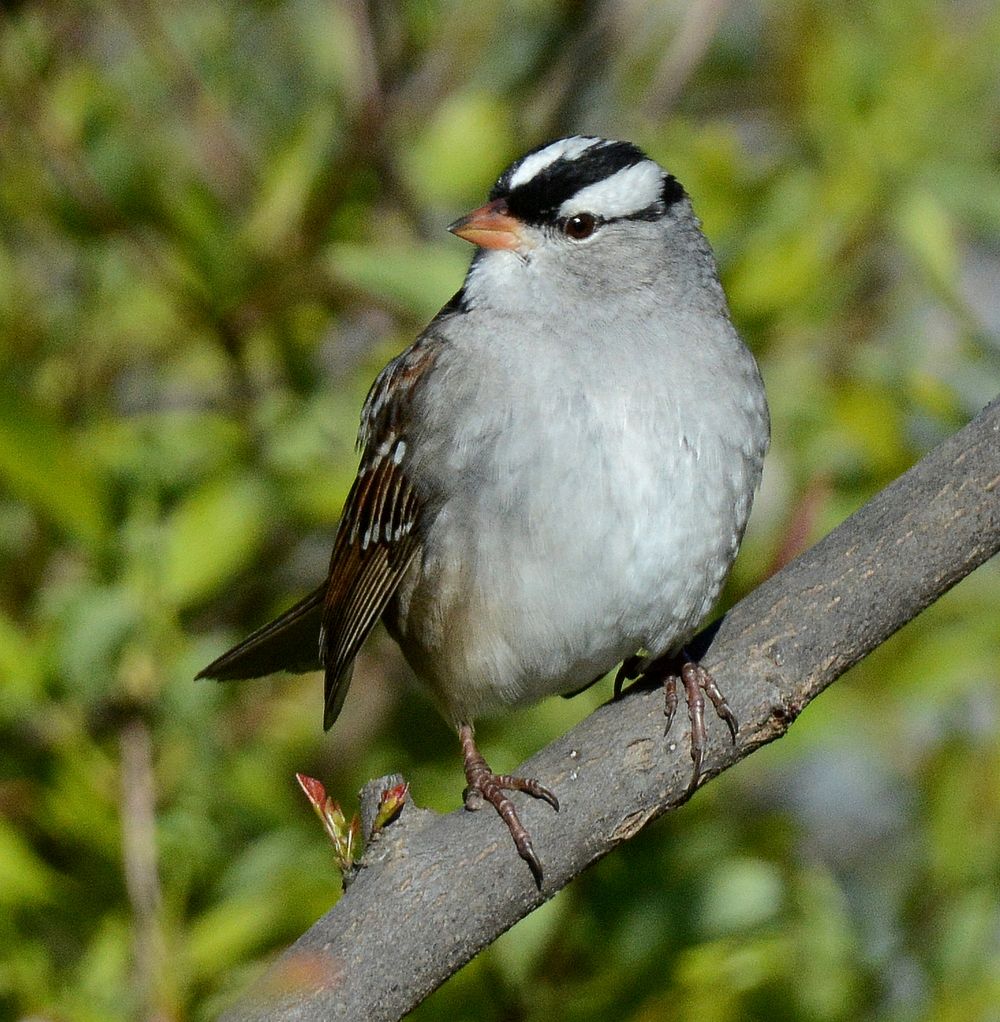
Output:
(1, 0), (999, 1019)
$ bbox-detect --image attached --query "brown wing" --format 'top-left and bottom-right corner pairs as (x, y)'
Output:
(319, 330), (445, 729)
(199, 317), (449, 724)
(320, 447), (421, 729)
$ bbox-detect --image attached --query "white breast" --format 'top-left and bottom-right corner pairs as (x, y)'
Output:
(386, 298), (768, 726)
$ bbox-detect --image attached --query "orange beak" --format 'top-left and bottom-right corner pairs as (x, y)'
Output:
(447, 198), (526, 251)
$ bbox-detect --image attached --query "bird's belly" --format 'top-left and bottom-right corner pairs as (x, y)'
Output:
(388, 434), (751, 725)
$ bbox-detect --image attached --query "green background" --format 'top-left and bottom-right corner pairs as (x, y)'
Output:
(2, 1), (999, 1019)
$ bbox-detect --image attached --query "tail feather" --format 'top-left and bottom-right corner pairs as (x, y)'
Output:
(196, 584), (326, 681)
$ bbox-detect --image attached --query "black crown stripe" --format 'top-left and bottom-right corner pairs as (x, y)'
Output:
(490, 139), (684, 226)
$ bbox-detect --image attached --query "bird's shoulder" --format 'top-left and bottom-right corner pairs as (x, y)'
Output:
(357, 289), (470, 456)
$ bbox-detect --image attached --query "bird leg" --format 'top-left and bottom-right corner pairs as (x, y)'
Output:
(623, 652), (739, 793)
(458, 723), (559, 886)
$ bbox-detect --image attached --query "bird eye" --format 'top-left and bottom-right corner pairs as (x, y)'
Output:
(563, 213), (597, 240)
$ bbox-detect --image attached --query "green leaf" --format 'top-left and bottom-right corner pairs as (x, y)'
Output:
(698, 858), (785, 936)
(0, 388), (106, 547)
(399, 92), (516, 206)
(0, 614), (44, 721)
(53, 583), (142, 696)
(245, 109), (339, 253)
(160, 476), (270, 609)
(897, 187), (959, 292)
(327, 242), (467, 320)
(0, 820), (58, 907)
(186, 896), (285, 977)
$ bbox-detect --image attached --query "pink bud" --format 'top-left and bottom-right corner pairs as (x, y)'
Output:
(373, 781), (409, 832)
(296, 773), (327, 809)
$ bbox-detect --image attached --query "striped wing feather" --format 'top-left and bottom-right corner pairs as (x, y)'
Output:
(196, 328), (440, 728)
(320, 453), (421, 729)
(318, 333), (443, 729)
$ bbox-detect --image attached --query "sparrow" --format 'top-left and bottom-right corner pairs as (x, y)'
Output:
(198, 136), (770, 884)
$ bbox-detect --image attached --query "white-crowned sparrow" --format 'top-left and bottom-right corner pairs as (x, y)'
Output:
(198, 137), (770, 882)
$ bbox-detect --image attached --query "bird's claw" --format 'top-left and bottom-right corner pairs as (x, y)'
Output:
(459, 725), (558, 887)
(672, 658), (738, 792)
(635, 653), (739, 793)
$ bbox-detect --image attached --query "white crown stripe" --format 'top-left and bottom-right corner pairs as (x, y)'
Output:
(507, 136), (601, 190)
(557, 160), (664, 220)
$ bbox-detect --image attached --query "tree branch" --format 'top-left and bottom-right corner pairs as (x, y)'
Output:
(221, 395), (1000, 1022)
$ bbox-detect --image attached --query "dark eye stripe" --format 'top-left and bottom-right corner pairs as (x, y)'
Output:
(660, 174), (685, 208)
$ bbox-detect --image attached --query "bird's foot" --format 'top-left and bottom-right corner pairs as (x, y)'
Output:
(458, 724), (559, 886)
(634, 653), (738, 794)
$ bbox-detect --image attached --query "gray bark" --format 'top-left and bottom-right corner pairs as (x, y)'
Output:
(221, 395), (1000, 1022)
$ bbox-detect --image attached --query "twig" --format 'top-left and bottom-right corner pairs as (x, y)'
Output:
(642, 0), (733, 117)
(120, 716), (167, 1021)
